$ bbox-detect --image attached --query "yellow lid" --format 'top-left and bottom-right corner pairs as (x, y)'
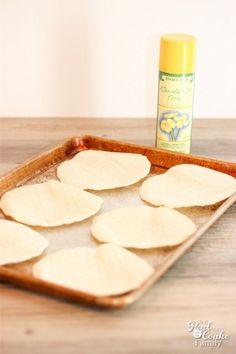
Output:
(159, 33), (196, 74)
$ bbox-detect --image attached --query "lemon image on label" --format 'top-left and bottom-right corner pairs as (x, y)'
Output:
(160, 110), (190, 142)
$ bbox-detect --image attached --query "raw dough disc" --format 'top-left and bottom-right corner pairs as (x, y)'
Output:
(91, 206), (196, 249)
(0, 180), (103, 227)
(140, 164), (236, 208)
(32, 243), (154, 296)
(57, 150), (151, 190)
(0, 219), (48, 266)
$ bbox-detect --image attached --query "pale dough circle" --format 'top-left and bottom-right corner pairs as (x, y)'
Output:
(57, 150), (151, 190)
(32, 243), (154, 296)
(0, 180), (103, 227)
(91, 206), (196, 249)
(0, 219), (48, 266)
(140, 164), (236, 208)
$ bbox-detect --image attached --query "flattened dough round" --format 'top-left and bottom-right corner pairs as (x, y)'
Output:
(91, 206), (196, 249)
(140, 164), (236, 208)
(0, 180), (102, 227)
(0, 219), (48, 266)
(57, 150), (151, 190)
(32, 243), (153, 296)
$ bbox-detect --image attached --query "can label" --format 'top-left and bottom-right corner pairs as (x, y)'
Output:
(156, 71), (194, 153)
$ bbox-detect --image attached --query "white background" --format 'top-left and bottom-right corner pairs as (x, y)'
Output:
(1, 0), (236, 118)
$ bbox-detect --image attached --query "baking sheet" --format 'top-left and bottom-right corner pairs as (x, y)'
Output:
(0, 136), (236, 308)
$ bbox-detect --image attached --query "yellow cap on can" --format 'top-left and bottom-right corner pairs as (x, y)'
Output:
(159, 33), (196, 74)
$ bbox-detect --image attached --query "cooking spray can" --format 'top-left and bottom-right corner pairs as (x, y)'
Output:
(156, 34), (196, 153)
